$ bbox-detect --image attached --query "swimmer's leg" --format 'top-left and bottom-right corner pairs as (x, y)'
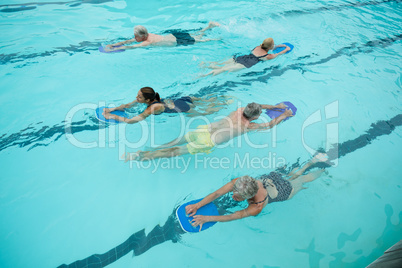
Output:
(193, 37), (221, 43)
(200, 58), (233, 69)
(288, 153), (328, 181)
(154, 135), (188, 149)
(212, 64), (245, 75)
(288, 169), (326, 199)
(208, 59), (235, 68)
(199, 62), (245, 77)
(194, 21), (221, 38)
(136, 145), (190, 161)
(286, 167), (300, 178)
(200, 21), (220, 33)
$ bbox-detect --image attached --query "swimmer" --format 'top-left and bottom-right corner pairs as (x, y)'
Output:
(102, 87), (231, 123)
(105, 21), (221, 52)
(200, 37), (290, 77)
(124, 102), (293, 161)
(186, 153), (329, 230)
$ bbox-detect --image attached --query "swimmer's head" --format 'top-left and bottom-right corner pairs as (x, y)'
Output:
(243, 102), (262, 120)
(137, 87), (161, 104)
(134, 25), (148, 41)
(261, 38), (274, 51)
(232, 176), (258, 201)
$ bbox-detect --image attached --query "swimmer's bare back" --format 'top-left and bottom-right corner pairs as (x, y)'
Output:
(147, 33), (177, 46)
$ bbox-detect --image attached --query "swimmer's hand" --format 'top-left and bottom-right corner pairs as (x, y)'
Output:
(284, 46), (290, 52)
(283, 109), (293, 117)
(103, 112), (117, 120)
(274, 103), (287, 109)
(104, 45), (114, 52)
(185, 204), (199, 217)
(103, 107), (115, 113)
(104, 45), (124, 52)
(190, 215), (208, 232)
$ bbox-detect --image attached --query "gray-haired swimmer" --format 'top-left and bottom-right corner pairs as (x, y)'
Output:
(105, 21), (221, 52)
(123, 102), (292, 162)
(185, 153), (329, 231)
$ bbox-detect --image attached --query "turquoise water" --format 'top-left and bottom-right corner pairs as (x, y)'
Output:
(0, 0), (401, 267)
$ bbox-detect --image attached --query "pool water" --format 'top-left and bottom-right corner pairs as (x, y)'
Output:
(0, 0), (401, 267)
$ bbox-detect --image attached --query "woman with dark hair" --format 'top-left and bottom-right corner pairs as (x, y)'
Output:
(102, 87), (231, 124)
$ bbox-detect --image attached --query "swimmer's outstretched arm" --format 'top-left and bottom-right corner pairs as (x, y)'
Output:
(103, 112), (149, 124)
(118, 42), (150, 50)
(185, 179), (238, 217)
(106, 38), (136, 49)
(105, 100), (138, 113)
(248, 109), (293, 131)
(190, 205), (262, 231)
(273, 44), (287, 49)
(261, 103), (286, 110)
(103, 105), (163, 123)
(106, 40), (150, 51)
(264, 45), (290, 60)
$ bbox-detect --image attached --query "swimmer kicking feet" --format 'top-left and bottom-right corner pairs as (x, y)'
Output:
(185, 153), (329, 230)
(105, 21), (221, 51)
(124, 102), (293, 161)
(102, 87), (233, 124)
(200, 37), (290, 77)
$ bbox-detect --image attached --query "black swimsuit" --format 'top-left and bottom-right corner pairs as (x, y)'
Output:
(234, 48), (268, 68)
(171, 31), (196, 46)
(162, 96), (193, 113)
(144, 97), (193, 114)
(258, 172), (292, 204)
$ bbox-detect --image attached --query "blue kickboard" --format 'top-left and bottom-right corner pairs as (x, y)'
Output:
(99, 45), (125, 53)
(265, 101), (297, 122)
(272, 42), (294, 54)
(176, 198), (219, 233)
(95, 106), (130, 124)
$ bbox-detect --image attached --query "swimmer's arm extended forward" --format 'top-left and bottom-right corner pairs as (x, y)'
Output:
(103, 104), (163, 123)
(190, 206), (262, 231)
(261, 103), (286, 110)
(103, 112), (149, 124)
(118, 42), (150, 50)
(105, 100), (138, 113)
(185, 179), (239, 217)
(263, 45), (290, 60)
(106, 39), (150, 51)
(105, 38), (136, 50)
(249, 109), (293, 131)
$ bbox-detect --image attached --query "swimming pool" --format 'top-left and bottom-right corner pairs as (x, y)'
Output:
(0, 0), (401, 267)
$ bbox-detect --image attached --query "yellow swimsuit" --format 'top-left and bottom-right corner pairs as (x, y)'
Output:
(184, 125), (215, 154)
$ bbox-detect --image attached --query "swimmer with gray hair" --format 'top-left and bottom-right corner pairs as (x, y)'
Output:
(105, 21), (221, 52)
(124, 102), (292, 161)
(185, 153), (329, 231)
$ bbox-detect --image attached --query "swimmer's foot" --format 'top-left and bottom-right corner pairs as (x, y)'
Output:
(200, 21), (221, 33)
(123, 151), (143, 162)
(224, 98), (234, 105)
(312, 153), (328, 164)
(199, 62), (220, 69)
(209, 21), (221, 28)
(197, 72), (211, 78)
